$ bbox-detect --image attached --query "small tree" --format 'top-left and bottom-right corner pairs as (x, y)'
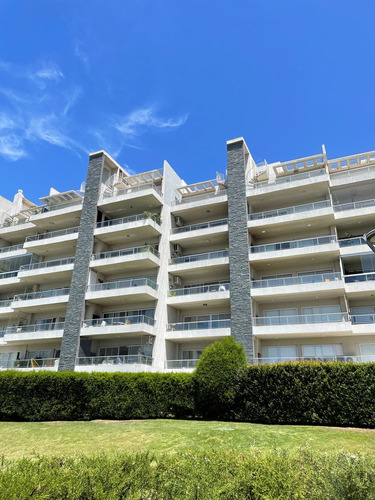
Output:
(194, 337), (247, 420)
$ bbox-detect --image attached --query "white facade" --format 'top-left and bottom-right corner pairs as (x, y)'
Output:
(0, 143), (375, 371)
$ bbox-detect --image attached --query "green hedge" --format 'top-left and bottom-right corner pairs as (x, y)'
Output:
(1, 450), (375, 499)
(0, 362), (375, 426)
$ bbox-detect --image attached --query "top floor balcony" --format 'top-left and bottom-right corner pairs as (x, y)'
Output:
(171, 177), (228, 212)
(328, 151), (375, 186)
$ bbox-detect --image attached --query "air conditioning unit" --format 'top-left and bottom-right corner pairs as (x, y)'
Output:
(175, 216), (184, 227)
(173, 244), (182, 255)
(173, 276), (183, 287)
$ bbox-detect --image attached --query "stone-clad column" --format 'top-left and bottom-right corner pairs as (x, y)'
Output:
(58, 152), (104, 371)
(226, 138), (254, 360)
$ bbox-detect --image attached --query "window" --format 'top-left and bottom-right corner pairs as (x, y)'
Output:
(301, 344), (343, 358)
(301, 305), (340, 323)
(264, 308), (298, 325)
(262, 345), (297, 361)
(359, 344), (375, 362)
(182, 349), (203, 360)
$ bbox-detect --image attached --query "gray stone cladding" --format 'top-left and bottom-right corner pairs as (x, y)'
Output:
(226, 139), (254, 360)
(58, 153), (104, 371)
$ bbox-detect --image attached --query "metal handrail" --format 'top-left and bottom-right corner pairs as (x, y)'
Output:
(250, 168), (326, 189)
(250, 355), (372, 364)
(4, 322), (65, 334)
(30, 199), (82, 215)
(254, 312), (349, 326)
(0, 300), (12, 308)
(338, 237), (365, 247)
(20, 257), (75, 271)
(172, 218), (228, 234)
(0, 243), (24, 254)
(168, 283), (230, 296)
(102, 182), (162, 200)
(87, 278), (158, 292)
(351, 314), (375, 324)
(13, 358), (59, 368)
(25, 227), (79, 242)
(96, 212), (160, 229)
(344, 272), (375, 283)
(167, 319), (231, 331)
(170, 250), (229, 265)
(91, 245), (160, 260)
(252, 273), (341, 288)
(82, 315), (155, 327)
(334, 198), (375, 212)
(249, 200), (331, 220)
(165, 359), (200, 369)
(250, 235), (336, 253)
(13, 287), (70, 301)
(76, 354), (153, 366)
(0, 271), (18, 280)
(171, 190), (227, 206)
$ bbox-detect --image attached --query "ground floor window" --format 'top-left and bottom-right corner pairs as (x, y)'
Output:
(359, 344), (375, 361)
(301, 344), (343, 358)
(262, 345), (297, 360)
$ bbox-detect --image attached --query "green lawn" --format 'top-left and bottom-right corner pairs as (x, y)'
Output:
(1, 419), (375, 458)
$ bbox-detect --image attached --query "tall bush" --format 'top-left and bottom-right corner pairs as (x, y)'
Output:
(194, 337), (247, 419)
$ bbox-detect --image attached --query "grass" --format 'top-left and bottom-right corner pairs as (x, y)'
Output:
(1, 419), (375, 459)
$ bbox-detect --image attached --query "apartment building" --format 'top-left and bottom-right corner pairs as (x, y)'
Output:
(0, 138), (374, 372)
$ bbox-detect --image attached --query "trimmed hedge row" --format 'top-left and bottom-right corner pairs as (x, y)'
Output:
(0, 362), (375, 426)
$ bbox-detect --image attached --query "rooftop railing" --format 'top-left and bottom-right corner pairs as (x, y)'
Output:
(251, 355), (371, 364)
(338, 237), (365, 247)
(0, 271), (18, 280)
(250, 168), (326, 190)
(248, 200), (331, 221)
(167, 318), (231, 331)
(13, 287), (70, 302)
(351, 314), (375, 324)
(25, 226), (79, 242)
(172, 218), (228, 234)
(328, 151), (375, 173)
(170, 250), (229, 265)
(13, 358), (59, 368)
(254, 312), (349, 326)
(168, 283), (230, 296)
(333, 198), (375, 212)
(82, 315), (155, 327)
(0, 243), (24, 254)
(165, 359), (200, 369)
(20, 257), (75, 271)
(102, 182), (162, 200)
(91, 245), (160, 261)
(252, 272), (341, 289)
(344, 272), (375, 283)
(171, 190), (227, 206)
(4, 322), (65, 334)
(87, 278), (158, 292)
(96, 212), (160, 229)
(250, 235), (336, 254)
(76, 354), (153, 366)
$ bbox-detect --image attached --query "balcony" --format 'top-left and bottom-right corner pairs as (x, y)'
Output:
(344, 273), (375, 298)
(0, 271), (21, 292)
(99, 180), (163, 214)
(167, 283), (230, 308)
(166, 318), (231, 341)
(24, 227), (79, 255)
(248, 168), (328, 196)
(18, 257), (75, 283)
(165, 359), (200, 370)
(170, 218), (228, 246)
(251, 272), (344, 301)
(334, 198), (375, 225)
(11, 358), (59, 370)
(94, 213), (161, 245)
(169, 250), (229, 278)
(28, 198), (83, 225)
(75, 354), (153, 373)
(90, 245), (160, 273)
(249, 235), (338, 263)
(171, 178), (228, 212)
(0, 299), (14, 318)
(252, 355), (371, 364)
(12, 287), (70, 312)
(81, 315), (155, 337)
(253, 312), (351, 338)
(0, 243), (27, 259)
(0, 218), (36, 241)
(339, 237), (368, 256)
(3, 322), (65, 341)
(85, 278), (158, 305)
(351, 314), (375, 335)
(329, 153), (375, 186)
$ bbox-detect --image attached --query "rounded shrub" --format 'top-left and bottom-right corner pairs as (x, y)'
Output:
(194, 336), (247, 420)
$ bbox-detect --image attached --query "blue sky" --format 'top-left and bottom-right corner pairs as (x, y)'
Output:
(1, 0), (375, 203)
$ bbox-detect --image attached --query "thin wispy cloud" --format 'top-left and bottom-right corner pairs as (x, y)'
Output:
(74, 43), (90, 70)
(28, 63), (64, 89)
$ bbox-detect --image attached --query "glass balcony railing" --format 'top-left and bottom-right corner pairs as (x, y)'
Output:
(4, 322), (65, 334)
(20, 257), (75, 271)
(250, 168), (326, 190)
(250, 235), (336, 254)
(87, 278), (157, 292)
(168, 283), (230, 296)
(248, 200), (331, 221)
(13, 358), (59, 368)
(334, 198), (375, 212)
(82, 315), (155, 327)
(13, 288), (70, 302)
(91, 245), (160, 261)
(251, 355), (370, 364)
(102, 182), (162, 200)
(344, 273), (375, 283)
(0, 271), (18, 280)
(254, 312), (349, 326)
(170, 250), (228, 265)
(172, 218), (228, 234)
(0, 243), (24, 254)
(167, 319), (231, 331)
(30, 199), (82, 215)
(76, 354), (153, 366)
(338, 237), (365, 247)
(351, 314), (375, 325)
(172, 190), (227, 206)
(0, 299), (12, 308)
(166, 359), (200, 369)
(252, 273), (341, 288)
(25, 227), (79, 242)
(96, 212), (160, 229)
